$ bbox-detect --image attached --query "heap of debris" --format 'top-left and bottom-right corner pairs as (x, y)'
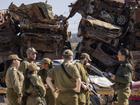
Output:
(0, 10), (19, 63)
(67, 0), (140, 80)
(0, 2), (71, 64)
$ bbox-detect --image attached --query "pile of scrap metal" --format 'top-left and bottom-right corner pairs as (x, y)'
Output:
(0, 10), (19, 64)
(9, 2), (71, 59)
(0, 2), (71, 64)
(67, 0), (140, 80)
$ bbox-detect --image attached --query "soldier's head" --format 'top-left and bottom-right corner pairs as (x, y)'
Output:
(8, 54), (22, 69)
(80, 53), (92, 65)
(28, 63), (40, 74)
(62, 49), (73, 61)
(117, 48), (132, 62)
(26, 47), (37, 61)
(41, 58), (52, 69)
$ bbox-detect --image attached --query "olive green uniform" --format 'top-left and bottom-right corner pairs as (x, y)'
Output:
(48, 62), (80, 105)
(19, 60), (30, 76)
(26, 74), (46, 105)
(75, 62), (90, 105)
(19, 60), (38, 92)
(38, 69), (55, 105)
(5, 67), (24, 105)
(115, 63), (132, 105)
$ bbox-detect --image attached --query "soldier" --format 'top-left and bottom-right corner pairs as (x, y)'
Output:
(111, 48), (133, 105)
(5, 54), (24, 105)
(75, 53), (91, 105)
(26, 63), (46, 105)
(19, 47), (38, 105)
(46, 49), (81, 105)
(38, 58), (55, 105)
(19, 47), (38, 76)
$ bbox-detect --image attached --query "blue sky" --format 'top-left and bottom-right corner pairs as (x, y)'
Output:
(0, 0), (81, 33)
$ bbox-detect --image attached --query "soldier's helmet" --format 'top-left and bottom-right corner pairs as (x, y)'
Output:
(80, 53), (92, 61)
(28, 63), (40, 72)
(63, 49), (73, 56)
(26, 47), (38, 54)
(8, 54), (22, 61)
(41, 58), (52, 65)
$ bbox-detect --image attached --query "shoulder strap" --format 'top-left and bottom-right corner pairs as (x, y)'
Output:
(61, 64), (72, 79)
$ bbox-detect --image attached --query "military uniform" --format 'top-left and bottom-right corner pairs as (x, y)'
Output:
(19, 60), (30, 76)
(6, 67), (24, 105)
(26, 64), (46, 105)
(38, 69), (55, 105)
(115, 63), (132, 105)
(48, 62), (80, 105)
(75, 61), (90, 105)
(19, 60), (39, 92)
(19, 47), (38, 76)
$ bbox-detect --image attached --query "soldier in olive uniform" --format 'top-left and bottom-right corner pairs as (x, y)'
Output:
(75, 53), (91, 105)
(38, 58), (55, 105)
(19, 47), (38, 76)
(46, 49), (81, 105)
(19, 47), (39, 105)
(5, 54), (24, 105)
(111, 48), (133, 105)
(26, 63), (46, 105)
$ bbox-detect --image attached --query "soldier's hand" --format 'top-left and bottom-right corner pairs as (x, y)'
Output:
(81, 83), (88, 91)
(52, 88), (60, 99)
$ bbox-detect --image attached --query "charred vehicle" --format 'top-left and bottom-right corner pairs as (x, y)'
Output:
(0, 2), (71, 63)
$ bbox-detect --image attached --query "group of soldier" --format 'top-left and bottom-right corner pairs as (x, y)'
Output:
(5, 46), (133, 105)
(5, 47), (92, 105)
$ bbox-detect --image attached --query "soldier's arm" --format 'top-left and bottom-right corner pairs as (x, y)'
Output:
(46, 76), (56, 92)
(11, 70), (22, 96)
(115, 75), (131, 84)
(115, 68), (132, 84)
(71, 65), (81, 93)
(19, 61), (28, 74)
(46, 69), (56, 92)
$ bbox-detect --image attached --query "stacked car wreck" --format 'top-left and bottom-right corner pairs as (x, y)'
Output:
(67, 0), (140, 79)
(0, 2), (71, 64)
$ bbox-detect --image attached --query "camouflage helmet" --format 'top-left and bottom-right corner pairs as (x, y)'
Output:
(41, 58), (52, 65)
(80, 53), (92, 61)
(63, 49), (73, 56)
(8, 54), (22, 61)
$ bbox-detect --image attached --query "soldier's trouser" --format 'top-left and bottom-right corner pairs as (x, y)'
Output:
(6, 88), (20, 105)
(56, 92), (78, 105)
(117, 87), (131, 105)
(78, 91), (90, 105)
(26, 96), (46, 105)
(46, 89), (56, 105)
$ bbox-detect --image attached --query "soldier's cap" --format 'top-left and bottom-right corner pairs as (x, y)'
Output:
(63, 49), (73, 56)
(41, 58), (52, 65)
(8, 54), (22, 61)
(28, 63), (40, 72)
(26, 47), (37, 54)
(80, 53), (92, 61)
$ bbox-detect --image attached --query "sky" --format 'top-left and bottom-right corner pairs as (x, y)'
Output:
(0, 0), (81, 33)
